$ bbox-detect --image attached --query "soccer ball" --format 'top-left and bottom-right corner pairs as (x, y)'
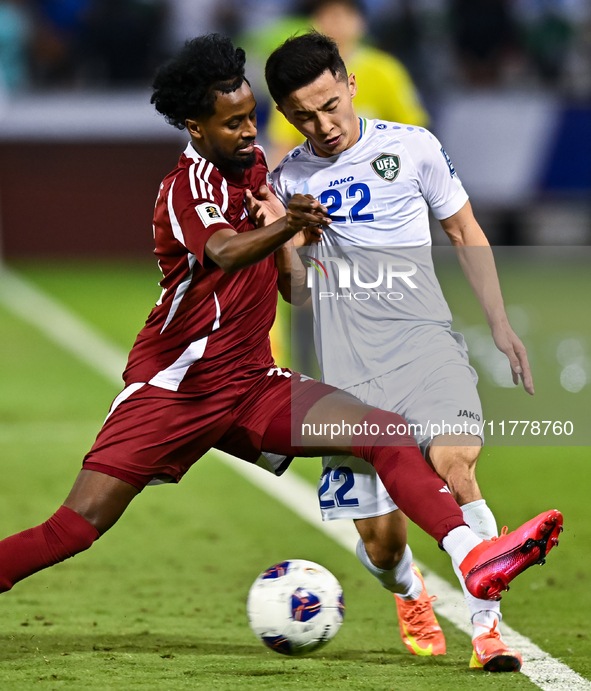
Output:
(247, 559), (345, 656)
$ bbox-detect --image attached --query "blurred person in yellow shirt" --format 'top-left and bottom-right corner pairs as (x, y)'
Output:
(258, 0), (429, 364)
(266, 0), (430, 169)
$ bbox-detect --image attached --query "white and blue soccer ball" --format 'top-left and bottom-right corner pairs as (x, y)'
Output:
(247, 559), (345, 656)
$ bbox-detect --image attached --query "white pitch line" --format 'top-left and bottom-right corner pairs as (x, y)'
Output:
(0, 267), (127, 386)
(220, 454), (591, 691)
(1, 265), (588, 691)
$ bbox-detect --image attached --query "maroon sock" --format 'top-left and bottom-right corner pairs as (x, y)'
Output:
(352, 409), (466, 543)
(0, 506), (99, 593)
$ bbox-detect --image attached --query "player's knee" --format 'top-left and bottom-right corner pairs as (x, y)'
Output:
(47, 506), (100, 560)
(451, 445), (481, 469)
(67, 513), (100, 554)
(364, 538), (406, 571)
(430, 440), (481, 475)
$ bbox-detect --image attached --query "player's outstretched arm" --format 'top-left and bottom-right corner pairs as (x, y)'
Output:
(275, 239), (312, 306)
(244, 186), (323, 303)
(275, 220), (323, 306)
(440, 200), (534, 394)
(205, 194), (329, 273)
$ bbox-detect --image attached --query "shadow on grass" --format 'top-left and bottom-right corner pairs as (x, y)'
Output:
(0, 633), (453, 668)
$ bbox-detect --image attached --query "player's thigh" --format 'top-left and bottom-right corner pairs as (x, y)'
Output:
(257, 372), (371, 457)
(84, 384), (232, 485)
(240, 369), (339, 459)
(300, 389), (376, 453)
(258, 371), (404, 458)
(395, 360), (484, 452)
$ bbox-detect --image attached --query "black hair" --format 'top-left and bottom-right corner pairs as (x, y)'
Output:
(151, 34), (246, 129)
(265, 31), (348, 106)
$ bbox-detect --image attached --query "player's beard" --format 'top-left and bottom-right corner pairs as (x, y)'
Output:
(214, 142), (257, 174)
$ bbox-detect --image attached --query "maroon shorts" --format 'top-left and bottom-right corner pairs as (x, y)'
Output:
(83, 368), (337, 491)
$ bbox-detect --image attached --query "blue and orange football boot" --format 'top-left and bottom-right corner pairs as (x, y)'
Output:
(460, 509), (563, 601)
(394, 565), (446, 656)
(469, 621), (523, 672)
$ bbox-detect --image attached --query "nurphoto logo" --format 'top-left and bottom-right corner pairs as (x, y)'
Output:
(302, 254), (419, 301)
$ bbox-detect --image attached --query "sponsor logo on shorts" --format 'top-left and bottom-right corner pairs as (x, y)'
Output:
(457, 409), (481, 421)
(195, 202), (224, 227)
(371, 153), (401, 182)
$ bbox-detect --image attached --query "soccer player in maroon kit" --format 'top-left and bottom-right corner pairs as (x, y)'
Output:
(0, 35), (561, 615)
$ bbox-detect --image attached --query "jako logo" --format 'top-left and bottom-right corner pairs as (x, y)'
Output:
(304, 256), (419, 291)
(328, 176), (354, 187)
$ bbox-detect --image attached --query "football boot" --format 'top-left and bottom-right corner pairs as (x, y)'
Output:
(460, 509), (563, 600)
(469, 620), (522, 672)
(394, 564), (446, 656)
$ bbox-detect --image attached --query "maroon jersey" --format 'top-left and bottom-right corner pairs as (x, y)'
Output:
(123, 143), (277, 394)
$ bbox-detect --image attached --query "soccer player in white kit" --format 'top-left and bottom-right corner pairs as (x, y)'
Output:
(264, 31), (534, 672)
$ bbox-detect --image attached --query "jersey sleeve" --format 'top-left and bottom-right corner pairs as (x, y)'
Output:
(403, 131), (469, 220)
(271, 162), (291, 208)
(168, 175), (234, 265)
(252, 145), (275, 193)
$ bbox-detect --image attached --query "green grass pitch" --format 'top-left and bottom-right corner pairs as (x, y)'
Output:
(0, 258), (588, 690)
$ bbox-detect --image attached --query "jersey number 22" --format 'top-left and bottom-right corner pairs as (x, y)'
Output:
(319, 183), (374, 223)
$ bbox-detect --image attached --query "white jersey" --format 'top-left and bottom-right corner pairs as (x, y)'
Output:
(273, 118), (468, 245)
(273, 118), (470, 389)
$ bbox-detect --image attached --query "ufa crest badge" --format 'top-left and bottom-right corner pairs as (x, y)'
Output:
(371, 153), (401, 182)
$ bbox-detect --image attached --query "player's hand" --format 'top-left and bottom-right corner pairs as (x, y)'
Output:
(245, 186), (285, 227)
(292, 225), (323, 248)
(286, 194), (331, 236)
(491, 323), (534, 394)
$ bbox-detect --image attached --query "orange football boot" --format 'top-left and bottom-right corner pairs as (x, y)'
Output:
(460, 509), (563, 600)
(394, 565), (446, 656)
(470, 621), (523, 672)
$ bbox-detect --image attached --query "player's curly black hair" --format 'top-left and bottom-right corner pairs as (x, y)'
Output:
(265, 31), (347, 107)
(151, 34), (247, 129)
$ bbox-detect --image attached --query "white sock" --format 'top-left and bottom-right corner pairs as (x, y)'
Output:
(472, 609), (502, 641)
(451, 558), (502, 640)
(443, 526), (484, 631)
(461, 499), (498, 540)
(442, 526), (482, 567)
(356, 541), (423, 600)
(460, 500), (502, 639)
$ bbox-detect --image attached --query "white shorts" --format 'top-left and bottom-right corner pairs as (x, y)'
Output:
(318, 336), (483, 521)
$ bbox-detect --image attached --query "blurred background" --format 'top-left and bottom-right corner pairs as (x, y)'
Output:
(1, 0), (588, 399)
(0, 0), (589, 258)
(0, 5), (588, 680)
